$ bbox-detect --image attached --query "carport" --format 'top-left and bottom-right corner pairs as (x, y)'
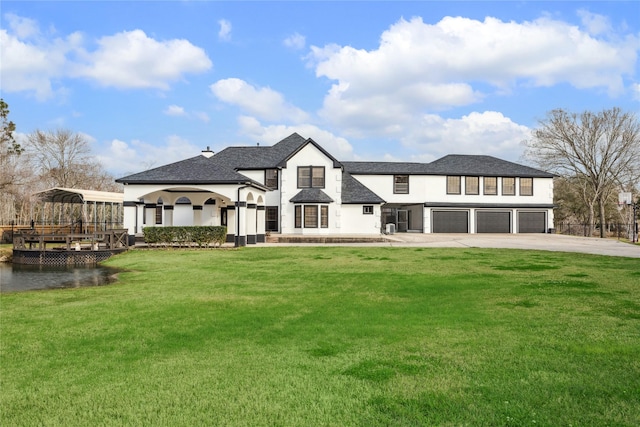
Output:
(34, 187), (124, 232)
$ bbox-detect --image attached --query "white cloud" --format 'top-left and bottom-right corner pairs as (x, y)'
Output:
(73, 30), (212, 89)
(237, 116), (353, 159)
(5, 12), (40, 39)
(97, 135), (201, 176)
(577, 9), (611, 35)
(0, 28), (72, 100)
(400, 111), (531, 161)
(218, 19), (232, 41)
(283, 32), (306, 50)
(194, 111), (211, 123)
(309, 15), (638, 136)
(164, 105), (186, 116)
(0, 15), (212, 99)
(210, 78), (309, 123)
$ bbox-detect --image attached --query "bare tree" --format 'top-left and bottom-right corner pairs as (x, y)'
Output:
(26, 129), (120, 191)
(0, 98), (24, 191)
(525, 108), (640, 238)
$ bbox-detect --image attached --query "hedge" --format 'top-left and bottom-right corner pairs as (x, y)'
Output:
(143, 226), (227, 248)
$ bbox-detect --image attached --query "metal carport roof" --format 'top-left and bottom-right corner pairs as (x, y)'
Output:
(34, 187), (124, 204)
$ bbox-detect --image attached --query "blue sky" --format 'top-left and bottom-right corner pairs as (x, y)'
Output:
(2, 1), (638, 177)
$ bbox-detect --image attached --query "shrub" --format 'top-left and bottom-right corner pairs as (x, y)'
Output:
(143, 226), (227, 248)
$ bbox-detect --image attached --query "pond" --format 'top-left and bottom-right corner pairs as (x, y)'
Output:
(0, 263), (120, 293)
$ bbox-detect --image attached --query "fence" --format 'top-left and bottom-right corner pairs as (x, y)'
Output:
(556, 222), (638, 239)
(0, 220), (124, 243)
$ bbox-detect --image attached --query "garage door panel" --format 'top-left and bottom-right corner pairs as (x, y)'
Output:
(477, 211), (511, 233)
(518, 212), (546, 233)
(433, 211), (469, 233)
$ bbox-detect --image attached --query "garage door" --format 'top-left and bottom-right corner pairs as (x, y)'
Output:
(433, 211), (469, 233)
(477, 211), (511, 233)
(518, 212), (546, 233)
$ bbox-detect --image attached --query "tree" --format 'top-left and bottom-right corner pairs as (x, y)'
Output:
(525, 108), (640, 238)
(26, 129), (119, 191)
(0, 98), (24, 191)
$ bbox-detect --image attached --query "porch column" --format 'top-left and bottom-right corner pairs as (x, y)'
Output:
(246, 204), (257, 244)
(144, 204), (156, 229)
(193, 205), (203, 226)
(235, 201), (247, 247)
(164, 205), (174, 226)
(123, 201), (138, 235)
(136, 201), (145, 234)
(256, 206), (266, 243)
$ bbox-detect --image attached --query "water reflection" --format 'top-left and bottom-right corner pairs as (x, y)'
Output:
(0, 263), (120, 292)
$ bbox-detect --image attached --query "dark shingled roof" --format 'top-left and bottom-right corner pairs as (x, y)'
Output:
(341, 172), (385, 204)
(344, 156), (553, 178)
(427, 155), (554, 178)
(115, 155), (258, 185)
(342, 161), (431, 175)
(289, 189), (334, 203)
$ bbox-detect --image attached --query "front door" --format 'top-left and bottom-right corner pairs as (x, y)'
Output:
(220, 208), (228, 227)
(397, 210), (408, 232)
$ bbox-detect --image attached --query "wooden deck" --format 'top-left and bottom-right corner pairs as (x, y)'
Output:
(12, 229), (129, 265)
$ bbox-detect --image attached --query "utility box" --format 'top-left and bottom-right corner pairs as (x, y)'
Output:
(385, 223), (396, 235)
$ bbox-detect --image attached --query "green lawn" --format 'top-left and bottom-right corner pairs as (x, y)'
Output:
(2, 247), (639, 426)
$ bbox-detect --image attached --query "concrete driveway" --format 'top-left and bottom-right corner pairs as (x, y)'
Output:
(383, 233), (640, 258)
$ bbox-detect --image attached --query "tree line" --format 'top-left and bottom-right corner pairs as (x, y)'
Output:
(1, 99), (121, 226)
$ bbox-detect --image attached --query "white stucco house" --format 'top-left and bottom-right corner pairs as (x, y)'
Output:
(116, 133), (555, 245)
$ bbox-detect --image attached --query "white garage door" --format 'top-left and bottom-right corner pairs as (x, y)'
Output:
(432, 211), (469, 233)
(477, 211), (511, 233)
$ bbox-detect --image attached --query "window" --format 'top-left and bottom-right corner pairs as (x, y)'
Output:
(265, 169), (278, 189)
(304, 205), (318, 228)
(484, 177), (498, 195)
(465, 176), (479, 195)
(297, 166), (325, 188)
(295, 206), (302, 228)
(447, 176), (461, 194)
(295, 205), (329, 228)
(520, 177), (533, 196)
(394, 175), (409, 194)
(502, 177), (516, 195)
(363, 205), (373, 215)
(321, 205), (329, 228)
(155, 205), (163, 224)
(266, 206), (278, 231)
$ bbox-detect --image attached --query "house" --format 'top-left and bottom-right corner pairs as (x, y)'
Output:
(115, 133), (555, 245)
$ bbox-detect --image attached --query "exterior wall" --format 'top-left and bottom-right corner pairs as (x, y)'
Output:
(280, 144), (343, 235)
(340, 204), (382, 234)
(353, 175), (428, 204)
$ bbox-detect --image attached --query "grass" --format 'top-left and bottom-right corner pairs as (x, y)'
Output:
(1, 246), (639, 426)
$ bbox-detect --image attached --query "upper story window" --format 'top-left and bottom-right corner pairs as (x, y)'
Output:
(502, 177), (516, 195)
(465, 176), (479, 195)
(519, 177), (533, 196)
(484, 177), (498, 195)
(363, 205), (373, 215)
(265, 169), (278, 189)
(394, 175), (409, 194)
(447, 176), (461, 194)
(297, 166), (325, 188)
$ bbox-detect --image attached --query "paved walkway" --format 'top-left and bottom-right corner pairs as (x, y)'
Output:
(265, 233), (640, 258)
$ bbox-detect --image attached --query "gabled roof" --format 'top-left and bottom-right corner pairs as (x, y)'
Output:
(341, 172), (385, 204)
(289, 189), (334, 203)
(277, 137), (342, 169)
(428, 155), (554, 178)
